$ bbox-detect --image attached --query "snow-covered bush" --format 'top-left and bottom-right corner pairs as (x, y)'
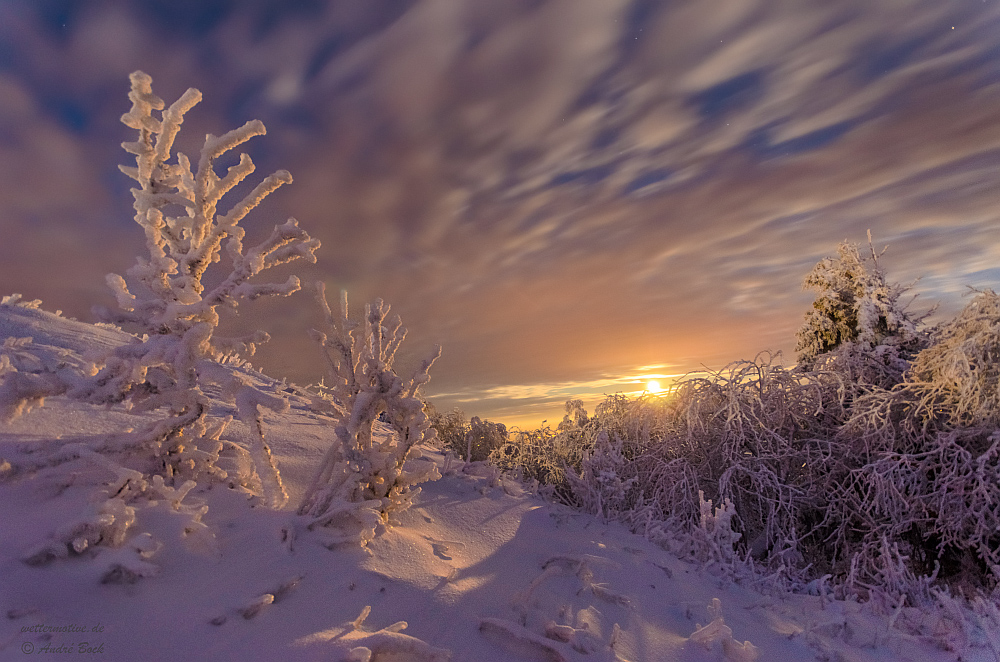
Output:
(492, 356), (852, 580)
(608, 356), (843, 568)
(297, 283), (441, 545)
(905, 289), (1000, 430)
(426, 403), (467, 453)
(563, 429), (638, 521)
(796, 236), (928, 388)
(424, 406), (507, 463)
(833, 290), (1000, 596)
(489, 422), (592, 501)
(460, 416), (507, 463)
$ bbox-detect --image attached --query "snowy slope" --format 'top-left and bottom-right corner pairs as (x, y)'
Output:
(0, 304), (988, 662)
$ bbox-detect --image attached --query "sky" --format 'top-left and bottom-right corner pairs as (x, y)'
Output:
(1, 0), (999, 429)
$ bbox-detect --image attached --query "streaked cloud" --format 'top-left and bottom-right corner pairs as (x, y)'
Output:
(1, 0), (999, 428)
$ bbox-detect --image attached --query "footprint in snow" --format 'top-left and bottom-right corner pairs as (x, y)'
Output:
(425, 537), (464, 561)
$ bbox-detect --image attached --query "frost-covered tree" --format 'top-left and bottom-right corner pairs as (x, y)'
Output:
(93, 71), (319, 501)
(0, 71), (321, 578)
(297, 284), (441, 546)
(1, 71), (320, 501)
(795, 235), (927, 385)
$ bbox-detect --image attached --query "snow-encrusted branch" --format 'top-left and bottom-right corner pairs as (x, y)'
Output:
(106, 70), (320, 341)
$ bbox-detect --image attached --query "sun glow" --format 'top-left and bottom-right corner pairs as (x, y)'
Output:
(646, 379), (664, 393)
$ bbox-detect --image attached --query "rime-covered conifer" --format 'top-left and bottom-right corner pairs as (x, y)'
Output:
(795, 235), (927, 386)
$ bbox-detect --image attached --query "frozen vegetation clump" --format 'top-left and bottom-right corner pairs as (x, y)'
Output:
(425, 403), (467, 451)
(795, 235), (929, 389)
(482, 238), (1000, 623)
(0, 71), (320, 571)
(461, 416), (508, 463)
(297, 283), (441, 546)
(837, 289), (1000, 597)
(426, 405), (508, 464)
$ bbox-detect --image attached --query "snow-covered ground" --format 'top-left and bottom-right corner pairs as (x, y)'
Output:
(0, 304), (991, 661)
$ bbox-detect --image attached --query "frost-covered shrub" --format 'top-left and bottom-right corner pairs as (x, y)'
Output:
(426, 403), (467, 453)
(495, 356), (851, 581)
(297, 284), (441, 546)
(833, 290), (1000, 596)
(620, 356), (844, 566)
(489, 422), (594, 500)
(796, 237), (928, 388)
(425, 406), (507, 463)
(906, 289), (1000, 430)
(460, 416), (507, 462)
(557, 398), (590, 434)
(563, 430), (638, 521)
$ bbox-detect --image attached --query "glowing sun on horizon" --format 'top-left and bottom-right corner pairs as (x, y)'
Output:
(646, 380), (664, 393)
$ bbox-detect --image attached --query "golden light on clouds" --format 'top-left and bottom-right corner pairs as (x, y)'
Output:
(2, 1), (999, 434)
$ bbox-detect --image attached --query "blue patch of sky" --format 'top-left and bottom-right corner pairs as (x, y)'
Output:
(225, 78), (268, 126)
(619, 0), (663, 56)
(691, 71), (765, 119)
(744, 120), (856, 159)
(568, 69), (625, 114)
(302, 2), (419, 77)
(34, 0), (80, 41)
(140, 0), (234, 39)
(623, 169), (672, 195)
(42, 96), (89, 133)
(591, 126), (622, 150)
(857, 34), (931, 82)
(276, 104), (324, 133)
(333, 67), (371, 96)
(251, 0), (325, 41)
(550, 163), (616, 187)
(305, 34), (353, 80)
(964, 267), (1000, 288)
(103, 168), (138, 228)
(0, 37), (17, 71)
(964, 40), (1000, 88)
